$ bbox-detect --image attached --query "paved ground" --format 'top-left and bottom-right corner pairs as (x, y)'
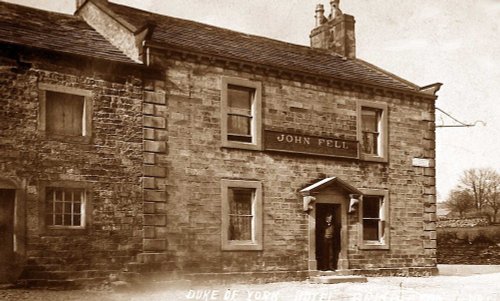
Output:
(438, 264), (500, 276)
(1, 272), (500, 301)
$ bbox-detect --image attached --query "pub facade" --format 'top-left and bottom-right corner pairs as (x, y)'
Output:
(0, 0), (441, 285)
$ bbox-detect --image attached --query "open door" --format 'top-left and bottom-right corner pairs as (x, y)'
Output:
(0, 189), (15, 283)
(315, 204), (341, 270)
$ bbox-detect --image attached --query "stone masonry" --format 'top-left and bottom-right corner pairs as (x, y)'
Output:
(137, 79), (169, 264)
(145, 52), (438, 279)
(0, 0), (440, 285)
(0, 48), (145, 287)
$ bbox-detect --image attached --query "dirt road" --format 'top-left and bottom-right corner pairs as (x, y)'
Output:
(1, 273), (499, 301)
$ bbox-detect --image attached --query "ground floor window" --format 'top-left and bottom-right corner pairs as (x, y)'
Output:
(221, 180), (262, 251)
(40, 182), (91, 231)
(359, 189), (389, 249)
(45, 187), (86, 228)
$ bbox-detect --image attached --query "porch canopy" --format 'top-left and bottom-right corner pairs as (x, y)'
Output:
(300, 177), (362, 196)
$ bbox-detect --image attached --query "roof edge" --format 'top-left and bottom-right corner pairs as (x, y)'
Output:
(144, 41), (439, 100)
(419, 83), (443, 96)
(355, 58), (421, 91)
(0, 41), (143, 68)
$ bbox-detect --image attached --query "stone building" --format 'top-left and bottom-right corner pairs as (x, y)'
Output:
(0, 1), (156, 286)
(0, 0), (441, 286)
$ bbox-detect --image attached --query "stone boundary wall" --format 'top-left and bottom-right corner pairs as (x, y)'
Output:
(437, 218), (490, 228)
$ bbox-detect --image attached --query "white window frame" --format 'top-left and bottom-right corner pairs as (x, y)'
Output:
(45, 187), (87, 229)
(221, 77), (262, 151)
(40, 181), (92, 232)
(38, 83), (93, 139)
(221, 179), (263, 251)
(358, 189), (390, 250)
(357, 101), (388, 162)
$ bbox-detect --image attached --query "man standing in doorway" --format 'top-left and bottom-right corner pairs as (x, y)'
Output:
(323, 213), (335, 270)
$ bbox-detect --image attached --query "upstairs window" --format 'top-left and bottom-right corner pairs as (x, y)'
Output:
(38, 83), (93, 140)
(357, 101), (388, 162)
(359, 189), (389, 250)
(221, 77), (262, 150)
(227, 85), (253, 143)
(221, 180), (263, 251)
(45, 187), (86, 228)
(361, 108), (381, 156)
(46, 91), (85, 136)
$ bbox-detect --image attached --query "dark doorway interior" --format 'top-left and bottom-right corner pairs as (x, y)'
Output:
(316, 203), (341, 271)
(0, 189), (15, 283)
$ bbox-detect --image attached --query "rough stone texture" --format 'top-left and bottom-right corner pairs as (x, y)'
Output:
(310, 14), (356, 58)
(0, 0), (440, 286)
(438, 242), (500, 265)
(134, 80), (169, 267)
(0, 55), (144, 284)
(438, 218), (490, 228)
(150, 53), (437, 277)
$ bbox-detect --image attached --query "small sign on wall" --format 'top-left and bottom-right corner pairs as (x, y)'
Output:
(412, 158), (432, 168)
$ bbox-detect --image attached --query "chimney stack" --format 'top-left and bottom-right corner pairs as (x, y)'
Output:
(310, 0), (356, 59)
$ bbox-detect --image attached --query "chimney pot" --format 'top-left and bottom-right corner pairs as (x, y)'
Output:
(329, 0), (342, 20)
(315, 4), (327, 27)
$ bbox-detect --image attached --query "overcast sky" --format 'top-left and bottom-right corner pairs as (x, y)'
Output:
(5, 0), (500, 201)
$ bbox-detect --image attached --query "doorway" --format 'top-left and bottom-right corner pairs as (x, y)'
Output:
(315, 203), (341, 271)
(0, 189), (15, 283)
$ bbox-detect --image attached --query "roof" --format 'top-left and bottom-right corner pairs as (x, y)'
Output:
(0, 1), (137, 65)
(105, 2), (422, 93)
(300, 177), (362, 195)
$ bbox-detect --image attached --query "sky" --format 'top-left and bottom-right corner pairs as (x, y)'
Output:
(4, 0), (500, 201)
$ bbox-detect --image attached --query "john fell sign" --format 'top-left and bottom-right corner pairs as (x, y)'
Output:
(265, 131), (358, 159)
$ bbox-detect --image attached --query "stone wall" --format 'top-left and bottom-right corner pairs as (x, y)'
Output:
(437, 225), (500, 264)
(0, 54), (144, 286)
(151, 53), (436, 277)
(438, 217), (490, 228)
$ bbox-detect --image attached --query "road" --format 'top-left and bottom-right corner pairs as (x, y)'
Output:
(1, 273), (499, 301)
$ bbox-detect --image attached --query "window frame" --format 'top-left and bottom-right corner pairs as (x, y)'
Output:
(38, 83), (93, 142)
(357, 101), (388, 162)
(39, 181), (92, 234)
(221, 179), (263, 251)
(221, 77), (262, 151)
(358, 189), (390, 250)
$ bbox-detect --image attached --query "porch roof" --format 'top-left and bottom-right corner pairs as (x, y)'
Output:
(300, 177), (362, 195)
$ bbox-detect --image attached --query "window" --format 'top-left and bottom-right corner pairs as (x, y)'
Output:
(359, 189), (389, 249)
(361, 108), (381, 155)
(39, 182), (92, 232)
(45, 187), (86, 228)
(221, 77), (262, 150)
(357, 101), (388, 162)
(221, 180), (263, 251)
(38, 83), (93, 140)
(228, 188), (253, 240)
(46, 92), (85, 136)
